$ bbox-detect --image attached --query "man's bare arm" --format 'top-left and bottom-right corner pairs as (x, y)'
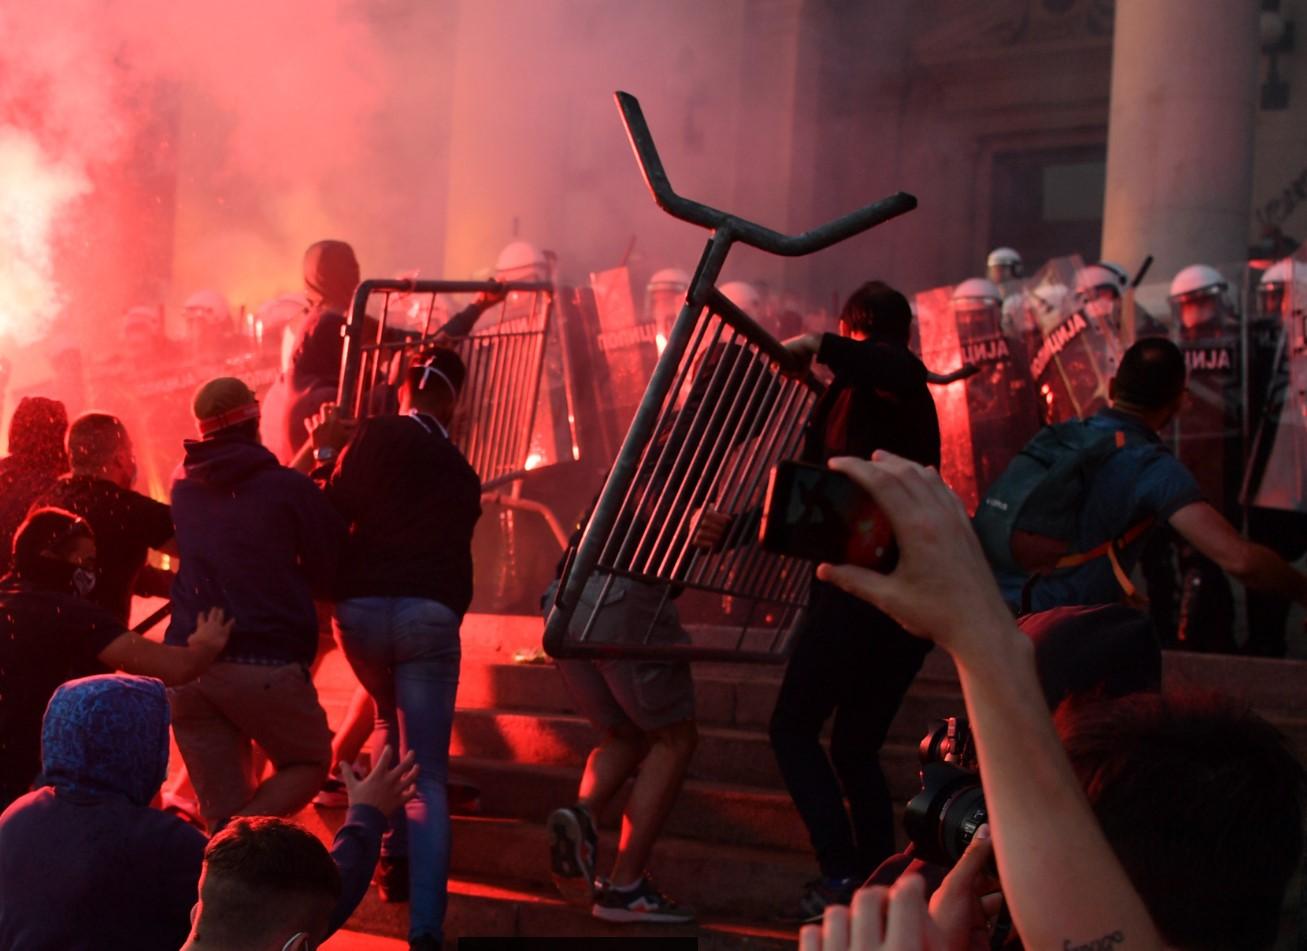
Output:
(818, 453), (1161, 951)
(1169, 500), (1307, 604)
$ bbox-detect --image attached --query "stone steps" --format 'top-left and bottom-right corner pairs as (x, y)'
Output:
(449, 756), (811, 852)
(446, 814), (809, 918)
(450, 706), (925, 795)
(321, 615), (1307, 948)
(346, 877), (798, 950)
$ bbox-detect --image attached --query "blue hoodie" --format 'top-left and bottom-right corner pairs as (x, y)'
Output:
(0, 675), (205, 950)
(166, 434), (346, 663)
(0, 675), (387, 951)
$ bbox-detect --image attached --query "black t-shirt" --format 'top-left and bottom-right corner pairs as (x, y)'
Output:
(37, 476), (175, 625)
(325, 413), (482, 614)
(0, 582), (126, 803)
(807, 333), (942, 468)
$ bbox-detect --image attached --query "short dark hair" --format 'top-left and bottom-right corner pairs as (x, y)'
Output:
(196, 817), (341, 947)
(13, 507), (92, 576)
(1113, 337), (1186, 410)
(1057, 690), (1303, 951)
(838, 281), (913, 345)
(67, 413), (129, 470)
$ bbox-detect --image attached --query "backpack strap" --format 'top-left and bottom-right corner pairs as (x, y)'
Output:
(1040, 429), (1153, 601)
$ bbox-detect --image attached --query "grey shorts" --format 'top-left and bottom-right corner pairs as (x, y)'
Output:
(549, 575), (695, 734)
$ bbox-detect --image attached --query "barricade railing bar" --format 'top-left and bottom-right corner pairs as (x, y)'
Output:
(337, 279), (556, 485)
(543, 90), (916, 663)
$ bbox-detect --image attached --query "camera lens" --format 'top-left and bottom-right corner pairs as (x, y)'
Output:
(904, 761), (986, 867)
(936, 783), (987, 864)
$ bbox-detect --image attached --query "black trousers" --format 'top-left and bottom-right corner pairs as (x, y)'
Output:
(770, 581), (932, 880)
(1140, 527), (1236, 652)
(1246, 507), (1307, 657)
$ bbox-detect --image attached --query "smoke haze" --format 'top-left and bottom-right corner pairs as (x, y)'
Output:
(1, 0), (893, 388)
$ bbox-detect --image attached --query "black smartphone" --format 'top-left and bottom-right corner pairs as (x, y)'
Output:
(760, 460), (897, 571)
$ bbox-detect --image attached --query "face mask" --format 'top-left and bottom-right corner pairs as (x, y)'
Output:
(72, 566), (97, 598)
(26, 556), (96, 597)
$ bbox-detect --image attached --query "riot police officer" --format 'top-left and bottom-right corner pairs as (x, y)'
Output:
(1244, 258), (1307, 656)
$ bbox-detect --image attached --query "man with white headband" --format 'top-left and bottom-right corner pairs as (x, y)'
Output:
(167, 377), (347, 832)
(306, 347), (482, 951)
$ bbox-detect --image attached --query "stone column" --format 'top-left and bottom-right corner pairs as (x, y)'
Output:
(1101, 0), (1261, 277)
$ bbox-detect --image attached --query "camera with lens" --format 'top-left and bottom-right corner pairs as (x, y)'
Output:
(904, 716), (988, 867)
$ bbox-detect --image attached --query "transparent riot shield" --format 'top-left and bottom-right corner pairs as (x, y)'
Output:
(590, 266), (661, 439)
(1017, 255), (1128, 424)
(1141, 261), (1252, 519)
(915, 284), (1041, 512)
(1246, 247), (1307, 513)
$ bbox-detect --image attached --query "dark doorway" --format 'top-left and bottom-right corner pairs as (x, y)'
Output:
(990, 144), (1106, 266)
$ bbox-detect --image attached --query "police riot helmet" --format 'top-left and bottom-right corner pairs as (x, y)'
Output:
(1258, 258), (1298, 318)
(1075, 265), (1126, 300)
(493, 241), (550, 283)
(986, 247), (1023, 284)
(719, 281), (762, 316)
(951, 277), (1003, 311)
(1169, 264), (1230, 330)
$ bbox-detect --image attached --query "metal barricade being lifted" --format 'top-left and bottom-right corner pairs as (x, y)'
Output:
(544, 91), (915, 663)
(336, 279), (561, 490)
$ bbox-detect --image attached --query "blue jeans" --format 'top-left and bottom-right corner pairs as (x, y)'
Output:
(335, 597), (461, 941)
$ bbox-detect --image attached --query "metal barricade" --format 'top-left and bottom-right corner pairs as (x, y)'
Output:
(543, 90), (916, 663)
(336, 279), (558, 488)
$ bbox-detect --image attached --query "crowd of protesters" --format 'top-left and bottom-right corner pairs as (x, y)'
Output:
(0, 232), (1303, 951)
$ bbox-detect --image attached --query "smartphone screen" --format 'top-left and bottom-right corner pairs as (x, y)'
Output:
(760, 460), (897, 571)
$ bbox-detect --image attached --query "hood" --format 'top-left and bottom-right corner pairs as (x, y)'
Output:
(288, 308), (347, 393)
(41, 674), (170, 805)
(7, 396), (68, 471)
(303, 239), (359, 312)
(182, 435), (280, 489)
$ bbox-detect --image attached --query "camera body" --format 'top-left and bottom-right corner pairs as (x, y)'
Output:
(904, 716), (988, 867)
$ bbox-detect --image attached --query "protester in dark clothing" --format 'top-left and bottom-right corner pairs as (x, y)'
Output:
(37, 413), (175, 624)
(307, 348), (482, 949)
(264, 239), (508, 465)
(772, 281), (940, 916)
(320, 361), (481, 616)
(167, 377), (346, 828)
(0, 397), (68, 574)
(0, 509), (231, 808)
(0, 673), (410, 951)
(261, 240), (362, 464)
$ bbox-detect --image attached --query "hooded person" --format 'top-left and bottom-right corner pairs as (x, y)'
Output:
(167, 377), (345, 828)
(0, 674), (393, 951)
(0, 397), (69, 573)
(261, 241), (361, 464)
(0, 675), (204, 950)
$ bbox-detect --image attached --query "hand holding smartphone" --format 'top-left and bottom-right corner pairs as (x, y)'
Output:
(760, 460), (897, 571)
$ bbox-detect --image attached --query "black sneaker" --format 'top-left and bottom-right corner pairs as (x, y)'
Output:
(375, 855), (410, 903)
(784, 876), (858, 922)
(408, 935), (439, 951)
(547, 805), (599, 906)
(592, 875), (695, 924)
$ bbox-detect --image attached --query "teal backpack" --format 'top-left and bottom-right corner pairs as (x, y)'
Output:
(973, 420), (1152, 604)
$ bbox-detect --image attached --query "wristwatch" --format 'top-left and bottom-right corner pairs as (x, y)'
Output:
(313, 446), (336, 463)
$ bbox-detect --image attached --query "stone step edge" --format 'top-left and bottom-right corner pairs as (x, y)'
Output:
(452, 813), (813, 867)
(348, 872), (801, 945)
